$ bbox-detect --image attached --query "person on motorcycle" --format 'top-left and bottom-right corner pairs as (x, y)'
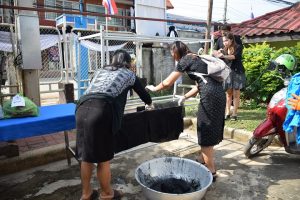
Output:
(279, 54), (299, 110)
(276, 54), (299, 110)
(244, 53), (298, 158)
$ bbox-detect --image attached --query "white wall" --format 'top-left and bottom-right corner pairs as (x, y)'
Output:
(135, 0), (166, 36)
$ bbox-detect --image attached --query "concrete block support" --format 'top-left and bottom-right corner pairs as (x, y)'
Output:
(59, 83), (74, 103)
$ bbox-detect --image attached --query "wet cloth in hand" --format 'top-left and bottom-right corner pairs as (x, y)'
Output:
(283, 72), (300, 144)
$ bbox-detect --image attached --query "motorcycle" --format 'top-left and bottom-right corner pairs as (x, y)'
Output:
(244, 54), (300, 158)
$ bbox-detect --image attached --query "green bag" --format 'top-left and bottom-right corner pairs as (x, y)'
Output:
(3, 95), (39, 118)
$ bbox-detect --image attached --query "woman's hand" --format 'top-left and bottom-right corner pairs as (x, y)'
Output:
(145, 85), (157, 92)
(218, 49), (224, 54)
(288, 93), (300, 110)
(213, 50), (224, 58)
(145, 103), (154, 110)
(178, 95), (186, 105)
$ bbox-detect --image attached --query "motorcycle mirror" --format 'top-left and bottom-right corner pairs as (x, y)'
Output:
(267, 61), (278, 70)
(197, 47), (204, 55)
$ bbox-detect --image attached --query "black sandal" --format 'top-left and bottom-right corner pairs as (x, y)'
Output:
(225, 115), (230, 120)
(230, 116), (237, 121)
(100, 189), (123, 200)
(80, 190), (98, 200)
(212, 172), (217, 182)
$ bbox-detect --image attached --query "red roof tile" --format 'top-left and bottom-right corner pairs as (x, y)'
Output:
(231, 2), (300, 37)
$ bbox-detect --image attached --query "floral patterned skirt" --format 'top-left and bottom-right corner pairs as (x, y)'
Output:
(223, 70), (246, 90)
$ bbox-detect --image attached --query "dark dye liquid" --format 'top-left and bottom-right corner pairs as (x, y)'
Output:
(149, 177), (201, 194)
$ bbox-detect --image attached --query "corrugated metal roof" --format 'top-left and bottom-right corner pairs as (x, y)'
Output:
(231, 2), (300, 37)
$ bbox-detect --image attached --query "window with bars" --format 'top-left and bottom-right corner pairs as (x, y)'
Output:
(87, 6), (131, 29)
(108, 8), (123, 27)
(45, 0), (56, 20)
(86, 4), (105, 24)
(45, 0), (79, 21)
(44, 1), (131, 30)
(0, 0), (13, 23)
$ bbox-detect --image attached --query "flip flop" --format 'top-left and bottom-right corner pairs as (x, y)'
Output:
(195, 158), (205, 165)
(99, 189), (123, 200)
(80, 189), (98, 200)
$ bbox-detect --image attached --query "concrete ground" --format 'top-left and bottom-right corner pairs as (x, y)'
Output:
(0, 130), (299, 200)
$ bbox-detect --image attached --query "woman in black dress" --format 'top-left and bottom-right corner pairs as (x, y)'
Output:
(214, 32), (246, 121)
(76, 49), (152, 200)
(146, 41), (226, 181)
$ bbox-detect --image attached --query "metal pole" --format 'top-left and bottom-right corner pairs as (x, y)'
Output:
(62, 26), (69, 83)
(204, 0), (213, 54)
(100, 26), (105, 68)
(223, 0), (228, 24)
(105, 8), (110, 65)
(77, 32), (81, 98)
(210, 34), (214, 55)
(79, 0), (83, 13)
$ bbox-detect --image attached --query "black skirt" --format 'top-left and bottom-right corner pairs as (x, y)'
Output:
(75, 98), (114, 163)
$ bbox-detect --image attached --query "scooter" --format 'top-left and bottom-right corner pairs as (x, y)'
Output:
(244, 54), (300, 158)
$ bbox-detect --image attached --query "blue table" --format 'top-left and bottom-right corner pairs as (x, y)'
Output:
(0, 103), (76, 164)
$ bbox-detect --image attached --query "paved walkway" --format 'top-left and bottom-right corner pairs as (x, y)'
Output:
(1, 136), (299, 200)
(15, 132), (76, 153)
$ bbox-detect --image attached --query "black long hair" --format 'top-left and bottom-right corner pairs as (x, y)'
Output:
(104, 49), (131, 70)
(170, 41), (191, 61)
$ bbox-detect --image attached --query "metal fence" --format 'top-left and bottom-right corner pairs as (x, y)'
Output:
(0, 24), (19, 104)
(74, 29), (212, 108)
(71, 29), (136, 98)
(0, 22), (212, 106)
(39, 26), (64, 95)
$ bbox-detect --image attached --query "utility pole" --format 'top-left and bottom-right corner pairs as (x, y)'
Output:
(16, 0), (42, 105)
(204, 0), (213, 54)
(223, 0), (228, 23)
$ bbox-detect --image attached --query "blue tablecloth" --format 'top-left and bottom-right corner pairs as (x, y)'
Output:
(0, 103), (76, 141)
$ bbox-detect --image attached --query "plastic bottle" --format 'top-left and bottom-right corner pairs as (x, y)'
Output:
(0, 105), (3, 119)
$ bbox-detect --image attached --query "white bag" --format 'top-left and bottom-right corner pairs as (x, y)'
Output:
(188, 55), (230, 84)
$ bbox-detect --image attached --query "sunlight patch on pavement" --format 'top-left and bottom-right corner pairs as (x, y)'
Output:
(267, 179), (300, 199)
(217, 170), (233, 178)
(238, 158), (270, 166)
(222, 150), (244, 159)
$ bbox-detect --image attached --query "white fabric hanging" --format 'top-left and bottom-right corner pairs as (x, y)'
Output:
(80, 39), (127, 52)
(0, 31), (127, 53)
(0, 31), (61, 52)
(40, 34), (61, 51)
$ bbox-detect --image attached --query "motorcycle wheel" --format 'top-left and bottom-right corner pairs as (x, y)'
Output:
(244, 135), (275, 158)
